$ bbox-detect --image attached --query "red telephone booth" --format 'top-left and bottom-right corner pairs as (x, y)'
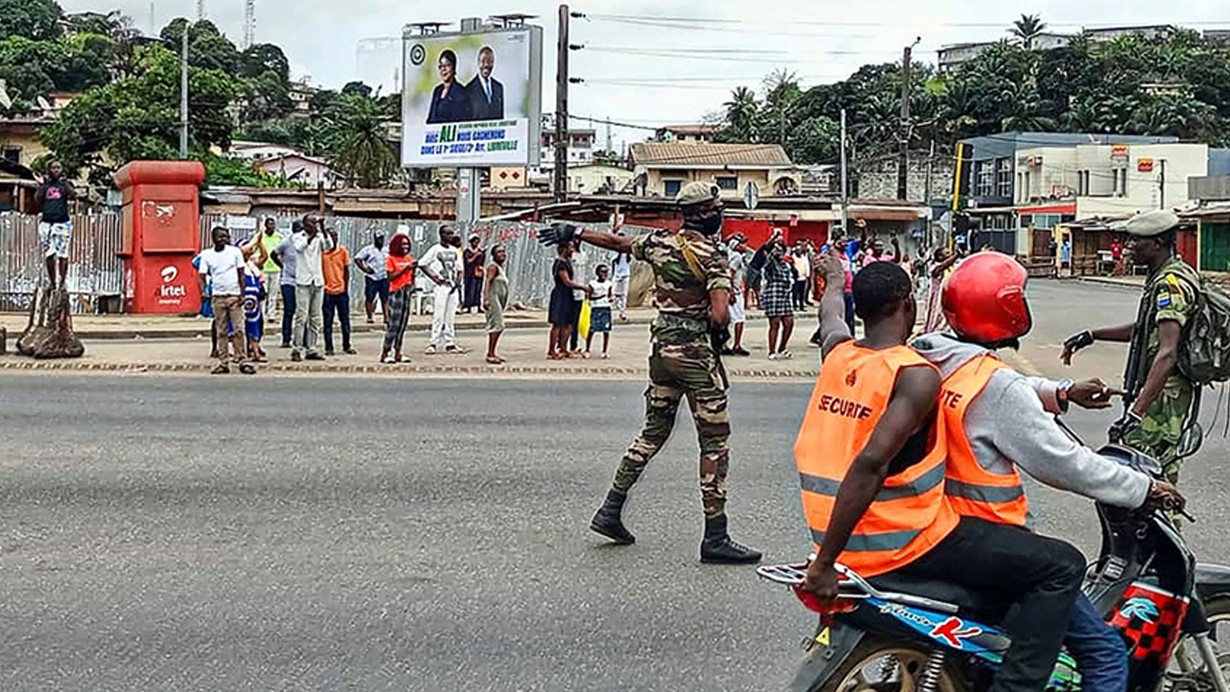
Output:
(113, 161), (206, 314)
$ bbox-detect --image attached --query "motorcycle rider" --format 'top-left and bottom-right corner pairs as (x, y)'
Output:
(801, 258), (1087, 692)
(912, 251), (1185, 692)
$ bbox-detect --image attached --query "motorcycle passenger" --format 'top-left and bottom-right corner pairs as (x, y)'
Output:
(913, 252), (1185, 692)
(800, 259), (1084, 692)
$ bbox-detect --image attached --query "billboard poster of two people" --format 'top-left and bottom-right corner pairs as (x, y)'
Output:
(427, 46), (504, 124)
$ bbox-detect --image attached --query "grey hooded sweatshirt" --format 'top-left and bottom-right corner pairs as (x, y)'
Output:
(910, 333), (1150, 510)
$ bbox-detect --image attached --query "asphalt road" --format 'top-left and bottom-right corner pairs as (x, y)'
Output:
(1, 281), (1229, 691)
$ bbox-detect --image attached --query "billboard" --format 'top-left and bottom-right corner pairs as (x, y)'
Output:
(401, 27), (543, 168)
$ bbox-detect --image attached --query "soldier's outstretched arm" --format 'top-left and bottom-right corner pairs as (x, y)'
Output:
(818, 254), (852, 358)
(575, 227), (635, 255)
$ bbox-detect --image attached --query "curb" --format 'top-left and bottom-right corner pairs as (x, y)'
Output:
(20, 315), (661, 341)
(0, 357), (816, 380)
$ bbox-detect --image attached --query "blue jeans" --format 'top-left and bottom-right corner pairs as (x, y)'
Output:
(1065, 594), (1127, 692)
(280, 284), (297, 346)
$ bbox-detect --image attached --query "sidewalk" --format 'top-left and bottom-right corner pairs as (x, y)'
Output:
(0, 313), (824, 381)
(1076, 275), (1145, 289)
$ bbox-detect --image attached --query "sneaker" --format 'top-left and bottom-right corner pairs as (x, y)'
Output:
(305, 352), (326, 361)
(279, 343), (291, 349)
(768, 353), (779, 361)
(325, 349), (336, 356)
(381, 355), (396, 364)
(290, 351), (303, 362)
(778, 350), (794, 360)
(732, 347), (751, 357)
(425, 345), (438, 355)
(344, 348), (358, 355)
(239, 363), (257, 375)
(211, 364), (230, 375)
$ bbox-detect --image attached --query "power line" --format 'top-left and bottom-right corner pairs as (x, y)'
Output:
(584, 12), (1230, 29)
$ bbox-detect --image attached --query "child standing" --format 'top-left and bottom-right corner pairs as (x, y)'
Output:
(585, 264), (614, 359)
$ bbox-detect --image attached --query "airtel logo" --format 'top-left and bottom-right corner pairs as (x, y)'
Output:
(161, 266), (179, 283)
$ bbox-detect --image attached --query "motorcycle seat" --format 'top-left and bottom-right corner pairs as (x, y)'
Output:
(868, 573), (1009, 622)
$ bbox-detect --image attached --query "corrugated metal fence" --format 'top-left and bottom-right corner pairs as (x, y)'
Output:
(0, 213), (123, 313)
(203, 215), (634, 313)
(0, 211), (633, 314)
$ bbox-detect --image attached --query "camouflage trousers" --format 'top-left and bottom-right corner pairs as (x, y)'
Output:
(1123, 378), (1196, 485)
(611, 339), (730, 518)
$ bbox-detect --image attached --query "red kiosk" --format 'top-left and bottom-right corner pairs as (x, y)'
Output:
(113, 161), (206, 314)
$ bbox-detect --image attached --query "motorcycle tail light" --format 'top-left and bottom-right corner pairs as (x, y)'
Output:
(793, 586), (858, 615)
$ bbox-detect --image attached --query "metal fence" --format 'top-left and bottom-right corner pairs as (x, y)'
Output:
(0, 210), (630, 315)
(203, 214), (633, 313)
(0, 213), (123, 314)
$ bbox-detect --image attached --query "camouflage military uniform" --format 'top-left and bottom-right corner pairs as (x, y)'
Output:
(611, 228), (733, 517)
(1124, 256), (1198, 482)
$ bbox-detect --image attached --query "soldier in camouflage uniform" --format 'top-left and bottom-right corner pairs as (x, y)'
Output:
(536, 182), (761, 564)
(1063, 210), (1199, 483)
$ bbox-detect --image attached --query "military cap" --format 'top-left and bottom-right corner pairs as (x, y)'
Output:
(676, 181), (720, 207)
(1125, 210), (1180, 237)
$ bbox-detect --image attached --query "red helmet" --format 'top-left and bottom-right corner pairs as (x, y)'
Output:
(941, 252), (1032, 343)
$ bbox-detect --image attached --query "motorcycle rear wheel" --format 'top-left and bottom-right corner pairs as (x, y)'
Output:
(801, 637), (969, 692)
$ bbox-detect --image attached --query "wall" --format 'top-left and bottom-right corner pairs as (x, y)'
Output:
(722, 218), (830, 250)
(569, 165), (635, 195)
(1015, 147), (1078, 203)
(644, 168), (773, 200)
(0, 123), (50, 168)
(1078, 143), (1209, 217)
(855, 156), (955, 202)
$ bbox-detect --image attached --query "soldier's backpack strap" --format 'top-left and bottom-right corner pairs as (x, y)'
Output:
(671, 235), (707, 283)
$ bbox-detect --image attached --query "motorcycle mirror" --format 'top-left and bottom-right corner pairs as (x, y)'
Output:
(1174, 422), (1205, 461)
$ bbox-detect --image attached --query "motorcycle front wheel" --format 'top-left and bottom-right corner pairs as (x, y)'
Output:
(800, 636), (969, 692)
(1168, 596), (1230, 690)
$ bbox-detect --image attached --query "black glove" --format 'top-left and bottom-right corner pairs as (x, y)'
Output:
(710, 327), (731, 354)
(1109, 411), (1143, 443)
(536, 222), (581, 248)
(1061, 330), (1095, 366)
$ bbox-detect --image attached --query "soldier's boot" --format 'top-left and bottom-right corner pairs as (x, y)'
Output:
(590, 489), (636, 545)
(700, 514), (762, 564)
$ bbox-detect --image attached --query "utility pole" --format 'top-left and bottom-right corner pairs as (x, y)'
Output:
(554, 4), (570, 203)
(179, 27), (189, 159)
(897, 37), (920, 200)
(1158, 159), (1168, 209)
(924, 138), (935, 247)
(840, 108), (849, 235)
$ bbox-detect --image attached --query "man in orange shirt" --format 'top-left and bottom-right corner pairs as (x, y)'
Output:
(321, 228), (356, 356)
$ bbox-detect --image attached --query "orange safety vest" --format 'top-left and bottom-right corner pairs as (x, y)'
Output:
(794, 341), (958, 577)
(940, 354), (1030, 526)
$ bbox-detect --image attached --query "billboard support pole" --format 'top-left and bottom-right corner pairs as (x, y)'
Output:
(456, 17), (484, 225)
(553, 5), (570, 203)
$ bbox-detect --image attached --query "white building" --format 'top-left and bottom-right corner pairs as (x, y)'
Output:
(539, 129), (596, 171)
(1016, 142), (1211, 215)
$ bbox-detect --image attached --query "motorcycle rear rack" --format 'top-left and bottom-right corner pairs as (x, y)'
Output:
(756, 562), (961, 615)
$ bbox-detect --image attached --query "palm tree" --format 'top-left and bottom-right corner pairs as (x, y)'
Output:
(722, 86), (760, 142)
(1010, 14), (1047, 50)
(324, 95), (400, 188)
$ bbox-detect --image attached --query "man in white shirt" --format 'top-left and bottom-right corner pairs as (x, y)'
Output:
(290, 215), (335, 362)
(418, 225), (464, 354)
(354, 231), (390, 324)
(197, 226), (255, 375)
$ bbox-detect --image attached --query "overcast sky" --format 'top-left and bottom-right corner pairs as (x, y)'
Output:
(58, 0), (1230, 150)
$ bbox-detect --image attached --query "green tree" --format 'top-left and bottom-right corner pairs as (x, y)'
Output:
(341, 80), (373, 99)
(322, 93), (399, 188)
(0, 0), (62, 42)
(717, 86), (759, 142)
(38, 43), (237, 178)
(160, 18), (241, 76)
(1010, 14), (1047, 49)
(239, 43), (289, 82)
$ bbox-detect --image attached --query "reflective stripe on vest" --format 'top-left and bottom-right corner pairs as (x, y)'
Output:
(793, 341), (959, 577)
(940, 354), (1030, 526)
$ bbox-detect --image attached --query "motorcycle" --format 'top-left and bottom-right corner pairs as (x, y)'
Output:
(758, 439), (1230, 692)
